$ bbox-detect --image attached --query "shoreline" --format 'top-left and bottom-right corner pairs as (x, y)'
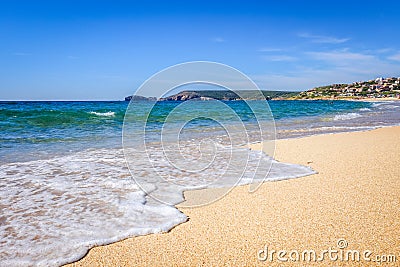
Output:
(276, 97), (400, 101)
(67, 125), (400, 266)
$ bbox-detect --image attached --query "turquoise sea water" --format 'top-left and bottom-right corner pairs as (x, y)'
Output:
(1, 100), (399, 163)
(1, 99), (400, 266)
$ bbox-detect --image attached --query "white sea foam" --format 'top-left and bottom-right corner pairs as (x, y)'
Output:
(0, 148), (187, 266)
(333, 112), (362, 121)
(378, 104), (399, 110)
(371, 102), (387, 107)
(359, 107), (371, 111)
(371, 101), (399, 108)
(1, 145), (316, 266)
(279, 125), (376, 134)
(89, 111), (115, 117)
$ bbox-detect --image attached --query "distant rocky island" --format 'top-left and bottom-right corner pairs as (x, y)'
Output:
(125, 77), (400, 101)
(124, 95), (157, 101)
(125, 90), (298, 101)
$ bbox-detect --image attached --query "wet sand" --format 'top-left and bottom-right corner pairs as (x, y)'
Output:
(67, 126), (400, 266)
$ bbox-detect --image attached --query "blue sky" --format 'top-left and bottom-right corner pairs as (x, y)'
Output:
(1, 0), (400, 100)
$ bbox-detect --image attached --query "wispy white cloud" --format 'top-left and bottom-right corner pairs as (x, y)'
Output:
(305, 49), (400, 76)
(13, 52), (31, 56)
(263, 55), (297, 62)
(306, 50), (374, 62)
(212, 37), (225, 43)
(253, 65), (400, 91)
(258, 47), (283, 52)
(252, 71), (354, 91)
(388, 52), (400, 61)
(252, 49), (400, 91)
(376, 48), (393, 54)
(298, 32), (350, 44)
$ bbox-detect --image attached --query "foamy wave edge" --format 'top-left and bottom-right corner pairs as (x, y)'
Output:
(89, 111), (115, 117)
(0, 146), (316, 266)
(333, 112), (362, 121)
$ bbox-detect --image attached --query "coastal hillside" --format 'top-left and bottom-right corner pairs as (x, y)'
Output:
(125, 77), (400, 101)
(125, 90), (298, 101)
(293, 77), (400, 99)
(160, 90), (299, 101)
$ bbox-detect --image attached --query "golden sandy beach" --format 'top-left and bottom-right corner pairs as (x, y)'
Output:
(67, 126), (400, 266)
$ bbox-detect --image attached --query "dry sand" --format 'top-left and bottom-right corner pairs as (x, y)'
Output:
(67, 126), (400, 266)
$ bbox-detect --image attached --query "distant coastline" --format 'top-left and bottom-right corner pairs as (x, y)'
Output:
(125, 76), (400, 101)
(125, 90), (298, 101)
(287, 76), (400, 100)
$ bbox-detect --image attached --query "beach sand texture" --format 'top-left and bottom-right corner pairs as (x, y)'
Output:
(67, 126), (400, 266)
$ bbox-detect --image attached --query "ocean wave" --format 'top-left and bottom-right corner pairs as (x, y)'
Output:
(378, 104), (400, 110)
(371, 101), (399, 108)
(89, 111), (116, 117)
(1, 144), (315, 266)
(371, 102), (388, 107)
(280, 125), (376, 134)
(333, 112), (362, 121)
(0, 148), (187, 266)
(359, 107), (371, 111)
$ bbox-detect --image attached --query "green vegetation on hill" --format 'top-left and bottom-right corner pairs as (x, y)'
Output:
(292, 77), (400, 99)
(125, 90), (299, 101)
(191, 90), (298, 100)
(159, 90), (299, 101)
(125, 76), (400, 101)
